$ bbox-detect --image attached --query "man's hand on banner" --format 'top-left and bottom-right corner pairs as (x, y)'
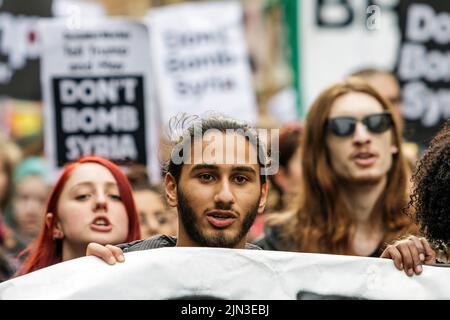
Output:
(86, 243), (125, 265)
(380, 236), (436, 276)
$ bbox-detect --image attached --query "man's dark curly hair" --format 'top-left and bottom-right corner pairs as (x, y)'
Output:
(410, 121), (450, 243)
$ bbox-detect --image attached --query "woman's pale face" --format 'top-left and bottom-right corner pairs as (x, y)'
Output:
(55, 163), (129, 250)
(14, 175), (48, 238)
(134, 189), (177, 239)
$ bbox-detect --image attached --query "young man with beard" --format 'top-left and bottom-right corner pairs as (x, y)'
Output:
(256, 78), (417, 256)
(87, 116), (269, 264)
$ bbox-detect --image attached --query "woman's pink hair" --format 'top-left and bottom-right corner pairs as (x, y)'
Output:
(17, 156), (141, 276)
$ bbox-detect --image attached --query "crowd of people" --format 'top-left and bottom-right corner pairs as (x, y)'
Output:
(0, 69), (447, 291)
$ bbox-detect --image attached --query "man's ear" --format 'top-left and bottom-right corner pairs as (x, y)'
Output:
(165, 173), (178, 208)
(46, 213), (64, 240)
(258, 181), (268, 214)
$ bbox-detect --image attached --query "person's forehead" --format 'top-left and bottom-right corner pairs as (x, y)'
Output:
(329, 92), (384, 117)
(65, 163), (117, 186)
(17, 175), (46, 188)
(189, 131), (259, 162)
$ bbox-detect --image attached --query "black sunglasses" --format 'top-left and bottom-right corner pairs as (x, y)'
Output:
(327, 112), (393, 137)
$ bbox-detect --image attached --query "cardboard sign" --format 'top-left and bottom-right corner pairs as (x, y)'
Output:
(39, 18), (158, 179)
(299, 0), (399, 109)
(148, 1), (257, 124)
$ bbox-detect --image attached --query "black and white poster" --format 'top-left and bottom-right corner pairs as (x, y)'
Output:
(39, 18), (157, 179)
(52, 75), (146, 166)
(0, 0), (53, 100)
(396, 0), (450, 147)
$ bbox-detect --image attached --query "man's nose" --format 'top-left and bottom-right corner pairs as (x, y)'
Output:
(214, 179), (235, 205)
(352, 122), (371, 145)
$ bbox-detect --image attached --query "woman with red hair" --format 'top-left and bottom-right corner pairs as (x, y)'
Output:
(17, 156), (141, 275)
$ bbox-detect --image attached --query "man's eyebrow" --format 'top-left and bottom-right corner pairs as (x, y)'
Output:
(231, 166), (257, 175)
(190, 164), (257, 175)
(191, 164), (220, 172)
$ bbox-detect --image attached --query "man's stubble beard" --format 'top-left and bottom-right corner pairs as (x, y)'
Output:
(176, 188), (259, 248)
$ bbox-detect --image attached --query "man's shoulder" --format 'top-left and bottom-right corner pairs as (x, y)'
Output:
(116, 235), (262, 252)
(116, 235), (177, 253)
(245, 242), (262, 250)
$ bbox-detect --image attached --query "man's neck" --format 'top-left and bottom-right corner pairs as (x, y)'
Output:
(340, 176), (387, 225)
(175, 231), (200, 248)
(176, 227), (247, 249)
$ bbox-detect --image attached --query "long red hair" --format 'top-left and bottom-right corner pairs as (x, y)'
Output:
(17, 156), (141, 275)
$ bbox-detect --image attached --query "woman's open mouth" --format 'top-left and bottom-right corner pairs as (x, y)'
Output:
(90, 216), (113, 232)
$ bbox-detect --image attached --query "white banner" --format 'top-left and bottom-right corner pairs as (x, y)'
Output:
(1, 248), (449, 299)
(147, 1), (257, 125)
(39, 18), (159, 182)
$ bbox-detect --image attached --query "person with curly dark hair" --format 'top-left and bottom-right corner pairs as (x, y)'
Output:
(380, 122), (450, 275)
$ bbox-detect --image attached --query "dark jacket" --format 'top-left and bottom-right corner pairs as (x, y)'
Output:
(117, 235), (262, 253)
(255, 225), (384, 257)
(253, 225), (291, 251)
(0, 250), (14, 283)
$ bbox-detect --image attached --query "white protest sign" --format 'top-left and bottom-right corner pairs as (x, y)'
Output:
(52, 0), (106, 18)
(299, 0), (400, 109)
(39, 18), (159, 181)
(1, 248), (449, 299)
(148, 0), (257, 125)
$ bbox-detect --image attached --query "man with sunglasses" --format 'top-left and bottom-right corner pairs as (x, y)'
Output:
(327, 112), (393, 138)
(256, 78), (416, 255)
(350, 68), (420, 186)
